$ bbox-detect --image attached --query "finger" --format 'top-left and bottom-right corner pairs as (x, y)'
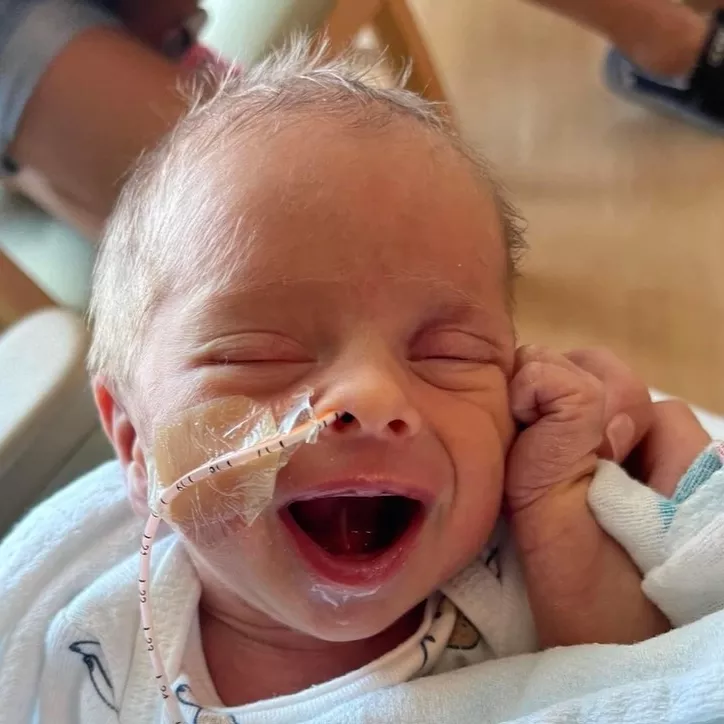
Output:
(509, 357), (604, 427)
(515, 344), (590, 379)
(564, 347), (653, 463)
(628, 400), (711, 497)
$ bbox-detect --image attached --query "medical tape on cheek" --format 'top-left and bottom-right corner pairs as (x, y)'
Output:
(148, 389), (316, 530)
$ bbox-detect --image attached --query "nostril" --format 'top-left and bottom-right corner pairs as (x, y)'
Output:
(388, 419), (408, 436)
(329, 413), (412, 437)
(332, 412), (357, 432)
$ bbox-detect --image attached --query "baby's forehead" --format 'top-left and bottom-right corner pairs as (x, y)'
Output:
(199, 114), (507, 268)
(153, 111), (513, 344)
(218, 112), (490, 203)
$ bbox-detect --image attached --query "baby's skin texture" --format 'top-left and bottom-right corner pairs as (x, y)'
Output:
(93, 112), (680, 705)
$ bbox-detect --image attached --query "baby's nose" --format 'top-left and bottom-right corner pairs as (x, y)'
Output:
(317, 370), (422, 441)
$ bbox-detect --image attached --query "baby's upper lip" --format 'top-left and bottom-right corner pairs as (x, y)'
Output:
(276, 477), (434, 509)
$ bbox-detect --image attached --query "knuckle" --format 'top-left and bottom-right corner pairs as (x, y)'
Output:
(587, 378), (606, 406)
(523, 359), (546, 381)
(576, 368), (605, 399)
(513, 358), (547, 390)
(516, 344), (545, 364)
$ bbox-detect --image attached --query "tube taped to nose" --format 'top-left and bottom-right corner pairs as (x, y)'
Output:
(148, 390), (315, 529)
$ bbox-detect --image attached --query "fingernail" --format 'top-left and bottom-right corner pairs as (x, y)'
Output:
(605, 413), (635, 462)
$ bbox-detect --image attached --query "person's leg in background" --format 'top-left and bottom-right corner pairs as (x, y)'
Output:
(529, 0), (708, 77)
(525, 0), (724, 131)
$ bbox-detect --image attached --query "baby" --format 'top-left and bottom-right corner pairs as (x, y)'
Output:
(1, 41), (723, 723)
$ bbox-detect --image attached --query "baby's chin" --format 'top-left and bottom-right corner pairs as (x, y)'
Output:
(296, 596), (427, 644)
(192, 547), (429, 644)
(188, 534), (482, 649)
(234, 570), (431, 644)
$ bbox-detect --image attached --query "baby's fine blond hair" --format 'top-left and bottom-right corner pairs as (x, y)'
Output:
(88, 37), (525, 389)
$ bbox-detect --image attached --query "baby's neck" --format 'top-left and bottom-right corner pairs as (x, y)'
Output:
(199, 601), (423, 706)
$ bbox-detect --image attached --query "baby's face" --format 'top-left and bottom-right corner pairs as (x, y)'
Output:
(134, 119), (515, 641)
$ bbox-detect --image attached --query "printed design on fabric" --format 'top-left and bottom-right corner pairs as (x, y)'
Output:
(69, 640), (118, 712)
(419, 633), (437, 670)
(419, 599), (447, 671)
(176, 683), (239, 723)
(446, 612), (481, 651)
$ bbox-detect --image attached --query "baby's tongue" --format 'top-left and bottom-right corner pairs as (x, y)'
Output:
(290, 497), (389, 556)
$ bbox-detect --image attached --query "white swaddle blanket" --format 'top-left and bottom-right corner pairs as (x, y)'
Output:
(1, 412), (723, 723)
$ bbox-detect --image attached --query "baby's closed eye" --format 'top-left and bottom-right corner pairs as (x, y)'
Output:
(191, 332), (315, 395)
(410, 329), (499, 364)
(196, 332), (315, 366)
(409, 330), (507, 391)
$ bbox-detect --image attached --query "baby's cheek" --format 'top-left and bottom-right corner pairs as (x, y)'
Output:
(162, 460), (281, 547)
(149, 396), (286, 539)
(181, 518), (286, 606)
(462, 370), (514, 450)
(439, 423), (506, 580)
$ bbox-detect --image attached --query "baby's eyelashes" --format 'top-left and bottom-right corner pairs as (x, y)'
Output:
(409, 329), (502, 365)
(190, 333), (316, 396)
(406, 330), (510, 392)
(194, 332), (315, 366)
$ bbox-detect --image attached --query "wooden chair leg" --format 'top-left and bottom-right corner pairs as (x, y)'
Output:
(373, 0), (447, 103)
(324, 0), (382, 55)
(0, 251), (54, 327)
(324, 0), (447, 104)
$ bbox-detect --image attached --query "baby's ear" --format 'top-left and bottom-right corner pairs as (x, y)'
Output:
(92, 377), (149, 517)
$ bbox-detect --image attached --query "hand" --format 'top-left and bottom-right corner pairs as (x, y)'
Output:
(505, 345), (605, 516)
(565, 347), (711, 495)
(506, 345), (669, 647)
(114, 0), (206, 58)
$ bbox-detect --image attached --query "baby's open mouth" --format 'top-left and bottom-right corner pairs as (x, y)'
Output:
(287, 495), (422, 556)
(279, 490), (426, 586)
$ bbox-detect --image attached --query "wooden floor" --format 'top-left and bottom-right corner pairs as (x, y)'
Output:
(411, 0), (724, 413)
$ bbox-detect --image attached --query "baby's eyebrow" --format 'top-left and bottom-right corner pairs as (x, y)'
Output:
(393, 277), (509, 322)
(416, 301), (513, 340)
(420, 303), (486, 326)
(184, 273), (509, 329)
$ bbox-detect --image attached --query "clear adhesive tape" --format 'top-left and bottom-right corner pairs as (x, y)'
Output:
(148, 389), (314, 528)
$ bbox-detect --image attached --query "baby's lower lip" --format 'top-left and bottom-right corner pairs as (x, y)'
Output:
(278, 495), (425, 588)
